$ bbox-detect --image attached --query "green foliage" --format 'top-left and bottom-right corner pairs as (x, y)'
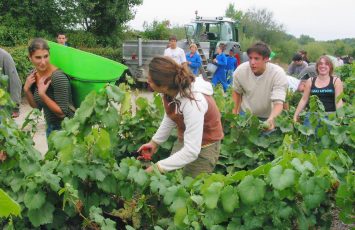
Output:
(4, 46), (32, 84)
(66, 31), (99, 48)
(225, 3), (243, 21)
(298, 34), (316, 45)
(0, 189), (21, 218)
(81, 47), (123, 62)
(241, 8), (285, 44)
(76, 0), (143, 46)
(0, 26), (32, 46)
(141, 20), (171, 40)
(0, 0), (75, 36)
(0, 0), (143, 47)
(228, 5), (355, 64)
(0, 74), (353, 229)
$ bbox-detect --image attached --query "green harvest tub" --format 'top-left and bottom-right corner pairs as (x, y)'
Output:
(48, 41), (127, 107)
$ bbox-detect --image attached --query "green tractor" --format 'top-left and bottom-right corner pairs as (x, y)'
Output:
(185, 13), (243, 76)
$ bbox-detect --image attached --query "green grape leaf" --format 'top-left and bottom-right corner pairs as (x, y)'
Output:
(28, 203), (55, 227)
(203, 182), (223, 209)
(220, 185), (239, 213)
(237, 175), (266, 205)
(0, 189), (21, 217)
(24, 189), (46, 210)
(269, 165), (296, 190)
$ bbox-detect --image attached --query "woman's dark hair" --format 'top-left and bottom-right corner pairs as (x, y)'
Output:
(315, 55), (334, 76)
(148, 56), (195, 100)
(28, 38), (50, 56)
(292, 53), (303, 61)
(246, 41), (271, 58)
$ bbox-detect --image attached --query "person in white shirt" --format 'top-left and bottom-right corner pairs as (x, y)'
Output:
(336, 56), (344, 67)
(138, 56), (223, 177)
(164, 35), (187, 66)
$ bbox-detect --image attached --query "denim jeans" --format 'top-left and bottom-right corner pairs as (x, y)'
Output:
(46, 123), (61, 138)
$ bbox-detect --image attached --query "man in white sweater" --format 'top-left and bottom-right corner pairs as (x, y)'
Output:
(232, 42), (288, 130)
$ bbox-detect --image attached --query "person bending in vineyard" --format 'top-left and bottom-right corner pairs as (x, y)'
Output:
(232, 42), (288, 131)
(293, 55), (344, 122)
(23, 38), (74, 137)
(138, 56), (224, 177)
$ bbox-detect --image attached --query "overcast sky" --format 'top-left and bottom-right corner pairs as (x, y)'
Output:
(127, 0), (355, 41)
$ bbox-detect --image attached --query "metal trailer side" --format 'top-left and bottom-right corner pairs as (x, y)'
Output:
(122, 38), (210, 82)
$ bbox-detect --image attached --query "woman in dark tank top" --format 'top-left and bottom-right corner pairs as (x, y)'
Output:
(293, 55), (344, 122)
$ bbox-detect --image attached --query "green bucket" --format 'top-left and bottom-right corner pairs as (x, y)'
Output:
(48, 41), (127, 107)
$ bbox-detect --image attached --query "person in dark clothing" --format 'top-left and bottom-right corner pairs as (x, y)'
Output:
(293, 55), (344, 122)
(299, 50), (310, 64)
(23, 38), (74, 137)
(288, 53), (308, 76)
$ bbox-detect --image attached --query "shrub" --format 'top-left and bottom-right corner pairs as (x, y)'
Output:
(65, 31), (99, 48)
(0, 26), (31, 47)
(80, 47), (122, 62)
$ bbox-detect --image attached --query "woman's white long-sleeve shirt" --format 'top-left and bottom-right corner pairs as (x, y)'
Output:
(152, 77), (213, 171)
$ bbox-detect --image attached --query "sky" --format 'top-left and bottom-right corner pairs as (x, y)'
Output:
(127, 0), (355, 41)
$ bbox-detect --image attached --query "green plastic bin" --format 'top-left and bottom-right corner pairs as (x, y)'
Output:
(48, 41), (127, 107)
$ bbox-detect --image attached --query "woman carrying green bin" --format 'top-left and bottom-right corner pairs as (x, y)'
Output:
(23, 38), (75, 137)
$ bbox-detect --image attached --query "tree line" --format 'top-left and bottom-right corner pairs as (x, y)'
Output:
(0, 0), (143, 47)
(0, 1), (354, 65)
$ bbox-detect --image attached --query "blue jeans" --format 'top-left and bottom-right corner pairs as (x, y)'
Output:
(46, 123), (61, 138)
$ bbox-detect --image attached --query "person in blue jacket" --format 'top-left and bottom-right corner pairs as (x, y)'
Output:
(186, 43), (202, 76)
(226, 49), (237, 85)
(212, 43), (228, 92)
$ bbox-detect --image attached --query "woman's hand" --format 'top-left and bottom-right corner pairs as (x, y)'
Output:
(293, 115), (300, 123)
(24, 72), (36, 92)
(0, 150), (7, 162)
(138, 141), (158, 155)
(145, 165), (154, 173)
(38, 77), (51, 96)
(265, 118), (275, 131)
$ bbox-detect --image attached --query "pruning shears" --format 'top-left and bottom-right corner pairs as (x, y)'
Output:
(131, 146), (152, 161)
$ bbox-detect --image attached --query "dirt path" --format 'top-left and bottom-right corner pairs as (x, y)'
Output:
(14, 98), (48, 155)
(14, 90), (154, 156)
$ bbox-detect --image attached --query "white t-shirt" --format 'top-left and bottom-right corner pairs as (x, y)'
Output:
(287, 75), (301, 92)
(164, 47), (186, 65)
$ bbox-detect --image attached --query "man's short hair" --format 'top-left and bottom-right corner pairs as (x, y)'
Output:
(292, 53), (303, 62)
(57, 32), (66, 37)
(246, 42), (271, 58)
(169, 35), (177, 41)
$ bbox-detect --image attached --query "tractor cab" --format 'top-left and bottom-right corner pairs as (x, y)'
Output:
(185, 16), (241, 60)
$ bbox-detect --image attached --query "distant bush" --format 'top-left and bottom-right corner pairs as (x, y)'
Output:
(81, 47), (122, 62)
(66, 31), (99, 48)
(0, 27), (32, 47)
